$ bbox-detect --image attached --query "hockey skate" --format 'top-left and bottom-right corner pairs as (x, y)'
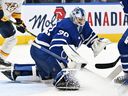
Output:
(1, 70), (20, 81)
(114, 73), (128, 85)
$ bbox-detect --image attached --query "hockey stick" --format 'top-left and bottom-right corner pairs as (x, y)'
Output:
(9, 20), (37, 37)
(25, 30), (120, 69)
(107, 65), (122, 80)
(24, 29), (37, 37)
(32, 42), (110, 81)
(32, 42), (68, 64)
(32, 42), (88, 69)
(95, 56), (120, 69)
(64, 43), (120, 69)
(10, 19), (120, 69)
(32, 40), (122, 81)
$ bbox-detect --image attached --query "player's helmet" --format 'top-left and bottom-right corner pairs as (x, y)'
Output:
(70, 7), (86, 26)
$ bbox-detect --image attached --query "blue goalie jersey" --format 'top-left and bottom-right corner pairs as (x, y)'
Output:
(34, 18), (98, 64)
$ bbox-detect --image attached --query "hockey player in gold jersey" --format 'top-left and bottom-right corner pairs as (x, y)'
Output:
(0, 0), (26, 67)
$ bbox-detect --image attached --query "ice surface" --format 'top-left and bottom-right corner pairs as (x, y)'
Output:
(0, 43), (127, 96)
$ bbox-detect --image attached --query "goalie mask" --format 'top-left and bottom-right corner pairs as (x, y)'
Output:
(70, 7), (86, 26)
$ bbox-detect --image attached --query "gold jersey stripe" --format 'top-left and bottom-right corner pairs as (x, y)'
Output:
(12, 13), (21, 19)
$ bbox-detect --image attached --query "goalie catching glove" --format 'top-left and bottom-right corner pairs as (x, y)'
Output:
(15, 19), (26, 33)
(91, 38), (111, 57)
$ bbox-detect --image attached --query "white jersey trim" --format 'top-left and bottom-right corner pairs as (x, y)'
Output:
(35, 38), (50, 47)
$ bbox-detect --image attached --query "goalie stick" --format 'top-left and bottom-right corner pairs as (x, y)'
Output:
(32, 42), (68, 65)
(33, 42), (121, 81)
(95, 56), (120, 69)
(63, 45), (121, 80)
(107, 65), (122, 80)
(11, 20), (120, 69)
(25, 29), (120, 69)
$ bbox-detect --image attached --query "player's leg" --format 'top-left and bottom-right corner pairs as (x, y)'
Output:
(114, 28), (128, 84)
(30, 45), (63, 79)
(2, 64), (36, 80)
(31, 45), (80, 90)
(0, 21), (17, 66)
(2, 45), (80, 90)
(31, 45), (80, 89)
(2, 45), (62, 81)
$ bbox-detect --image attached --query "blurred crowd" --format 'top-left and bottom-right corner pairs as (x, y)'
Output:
(25, 0), (120, 3)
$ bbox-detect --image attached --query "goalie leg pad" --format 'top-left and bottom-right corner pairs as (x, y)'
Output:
(53, 69), (80, 90)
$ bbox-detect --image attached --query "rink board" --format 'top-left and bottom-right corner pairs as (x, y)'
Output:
(0, 3), (127, 45)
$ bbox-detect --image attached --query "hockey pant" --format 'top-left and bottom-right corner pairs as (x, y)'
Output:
(0, 21), (16, 59)
(30, 45), (65, 79)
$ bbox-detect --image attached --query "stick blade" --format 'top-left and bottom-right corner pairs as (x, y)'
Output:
(95, 57), (120, 69)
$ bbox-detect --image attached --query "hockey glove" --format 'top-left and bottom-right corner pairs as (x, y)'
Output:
(15, 19), (26, 33)
(91, 38), (111, 57)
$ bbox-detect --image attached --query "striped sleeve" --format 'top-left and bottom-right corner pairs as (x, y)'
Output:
(83, 31), (98, 48)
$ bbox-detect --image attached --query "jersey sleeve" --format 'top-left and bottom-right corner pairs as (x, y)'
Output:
(83, 22), (98, 48)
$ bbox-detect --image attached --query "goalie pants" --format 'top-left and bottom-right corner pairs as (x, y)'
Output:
(30, 45), (62, 79)
(118, 28), (128, 73)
